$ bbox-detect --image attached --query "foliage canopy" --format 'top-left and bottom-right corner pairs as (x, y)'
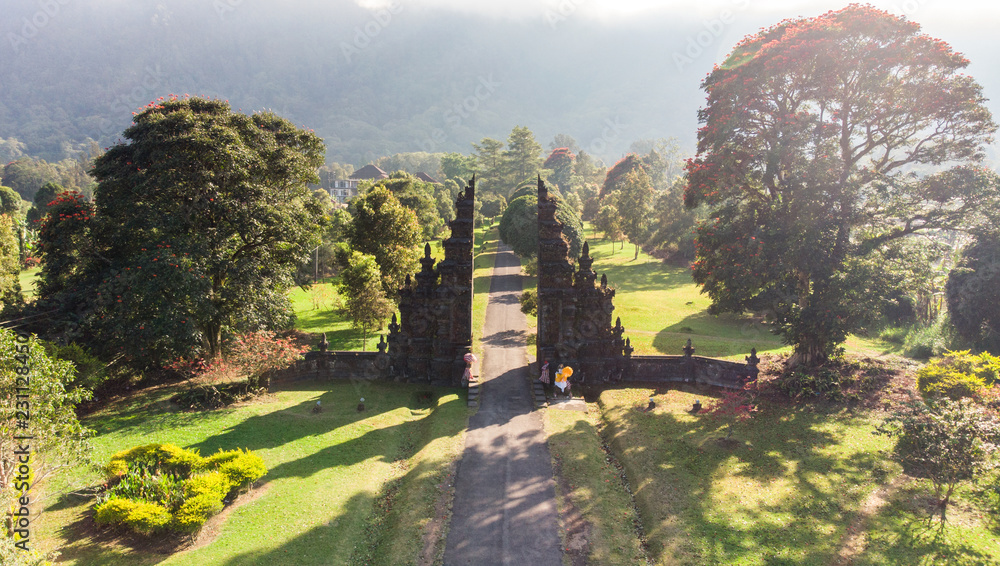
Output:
(685, 5), (1000, 365)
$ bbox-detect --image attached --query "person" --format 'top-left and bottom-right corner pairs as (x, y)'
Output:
(554, 364), (573, 398)
(539, 360), (550, 384)
(463, 352), (477, 386)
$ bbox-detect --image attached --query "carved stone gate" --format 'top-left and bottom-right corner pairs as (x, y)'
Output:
(534, 178), (759, 390)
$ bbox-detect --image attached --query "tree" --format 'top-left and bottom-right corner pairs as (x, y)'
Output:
(600, 154), (645, 199)
(614, 168), (656, 259)
(1, 158), (59, 201)
(594, 200), (624, 251)
(25, 182), (62, 226)
(630, 137), (683, 189)
(439, 152), (476, 184)
(472, 138), (505, 194)
(1, 329), (92, 537)
(0, 186), (22, 216)
(502, 126), (544, 192)
(685, 5), (1000, 366)
(947, 235), (1000, 352)
(338, 251), (394, 350)
(543, 147), (575, 190)
(375, 172), (443, 239)
(0, 215), (22, 309)
(647, 176), (706, 261)
(36, 191), (94, 299)
(498, 194), (583, 260)
(346, 184), (421, 298)
(875, 397), (999, 522)
(549, 134), (580, 154)
(52, 97), (325, 364)
(479, 193), (507, 219)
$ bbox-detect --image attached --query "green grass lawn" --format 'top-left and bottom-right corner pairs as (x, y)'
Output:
(472, 226), (499, 358)
(19, 266), (39, 301)
(562, 388), (1000, 565)
(288, 279), (384, 352)
(37, 380), (469, 566)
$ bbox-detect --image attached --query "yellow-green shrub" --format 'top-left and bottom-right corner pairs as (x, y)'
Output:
(94, 498), (171, 535)
(917, 350), (999, 400)
(172, 494), (224, 533)
(184, 472), (233, 501)
(198, 449), (242, 471)
(218, 450), (267, 488)
(94, 497), (136, 525)
(105, 443), (204, 479)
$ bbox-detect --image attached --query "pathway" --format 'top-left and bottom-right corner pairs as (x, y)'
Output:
(442, 243), (563, 566)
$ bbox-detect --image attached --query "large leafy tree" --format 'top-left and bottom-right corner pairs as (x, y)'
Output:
(45, 97), (325, 363)
(346, 184), (421, 298)
(498, 194), (583, 260)
(0, 215), (21, 309)
(472, 138), (506, 195)
(502, 126), (544, 191)
(685, 5), (1000, 366)
(337, 251), (394, 350)
(947, 234), (1000, 352)
(614, 168), (656, 259)
(543, 147), (575, 190)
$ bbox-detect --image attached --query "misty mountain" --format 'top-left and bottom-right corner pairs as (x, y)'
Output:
(2, 0), (999, 167)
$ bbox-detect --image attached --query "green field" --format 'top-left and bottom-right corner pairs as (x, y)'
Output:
(547, 389), (1000, 565)
(37, 381), (469, 565)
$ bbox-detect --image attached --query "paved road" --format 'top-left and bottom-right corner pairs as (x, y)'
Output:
(442, 243), (563, 566)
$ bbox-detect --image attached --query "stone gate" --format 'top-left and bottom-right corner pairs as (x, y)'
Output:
(535, 177), (759, 390)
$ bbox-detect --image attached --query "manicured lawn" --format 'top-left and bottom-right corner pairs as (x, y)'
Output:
(288, 279), (383, 352)
(472, 226), (499, 357)
(544, 408), (647, 564)
(580, 388), (1000, 565)
(19, 266), (39, 301)
(36, 380), (469, 565)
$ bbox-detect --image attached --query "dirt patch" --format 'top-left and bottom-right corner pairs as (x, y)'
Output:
(831, 475), (908, 566)
(551, 455), (592, 566)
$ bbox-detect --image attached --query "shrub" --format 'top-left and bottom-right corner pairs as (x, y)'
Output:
(199, 449), (243, 471)
(95, 443), (265, 537)
(519, 289), (537, 317)
(0, 535), (56, 565)
(122, 501), (172, 535)
(105, 443), (204, 479)
(42, 341), (108, 393)
(94, 497), (136, 525)
(219, 450), (267, 488)
(184, 472), (233, 500)
(917, 350), (1000, 400)
(172, 494), (224, 533)
(875, 397), (1000, 521)
(903, 320), (950, 359)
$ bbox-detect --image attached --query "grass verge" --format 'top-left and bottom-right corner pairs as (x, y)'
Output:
(37, 379), (469, 566)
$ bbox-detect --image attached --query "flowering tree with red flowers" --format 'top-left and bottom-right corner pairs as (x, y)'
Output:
(685, 5), (1000, 367)
(36, 191), (95, 298)
(543, 147), (575, 190)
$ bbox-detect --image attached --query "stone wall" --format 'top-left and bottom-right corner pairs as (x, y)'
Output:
(272, 350), (387, 384)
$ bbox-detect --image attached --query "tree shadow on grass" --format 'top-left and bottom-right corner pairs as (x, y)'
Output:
(603, 393), (889, 565)
(54, 386), (468, 565)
